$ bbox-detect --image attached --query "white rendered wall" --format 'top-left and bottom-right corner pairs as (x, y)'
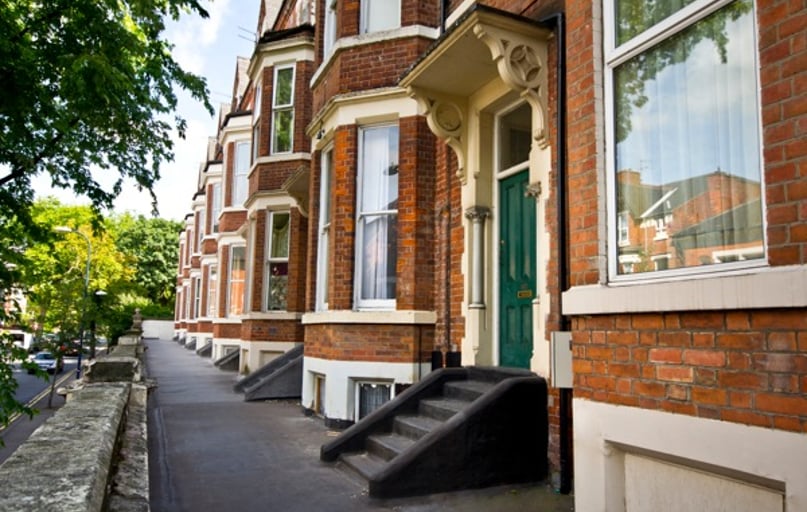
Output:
(574, 399), (806, 512)
(302, 357), (432, 422)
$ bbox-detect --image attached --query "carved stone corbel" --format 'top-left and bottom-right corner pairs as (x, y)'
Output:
(473, 24), (549, 149)
(407, 86), (468, 184)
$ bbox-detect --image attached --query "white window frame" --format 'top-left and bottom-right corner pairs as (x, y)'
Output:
(360, 0), (400, 34)
(354, 124), (399, 310)
(323, 0), (337, 57)
(211, 182), (222, 233)
(604, 0), (766, 282)
(227, 245), (246, 317)
(197, 207), (206, 246)
(264, 210), (291, 312)
(252, 79), (262, 163)
(271, 64), (295, 155)
(193, 276), (201, 319)
(232, 141), (250, 206)
(316, 146), (333, 311)
(354, 380), (394, 422)
(206, 264), (218, 318)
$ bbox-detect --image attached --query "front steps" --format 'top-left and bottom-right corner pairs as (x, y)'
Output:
(321, 367), (548, 498)
(233, 344), (303, 400)
(213, 350), (239, 371)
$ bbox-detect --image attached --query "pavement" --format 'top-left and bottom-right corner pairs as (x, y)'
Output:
(146, 338), (575, 512)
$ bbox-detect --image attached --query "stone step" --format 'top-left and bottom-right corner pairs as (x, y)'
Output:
(394, 414), (443, 439)
(366, 433), (416, 461)
(339, 451), (386, 481)
(418, 397), (469, 421)
(443, 379), (494, 401)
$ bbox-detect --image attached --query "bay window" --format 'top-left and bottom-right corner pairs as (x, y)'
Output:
(324, 0), (337, 57)
(607, 0), (763, 278)
(355, 125), (398, 309)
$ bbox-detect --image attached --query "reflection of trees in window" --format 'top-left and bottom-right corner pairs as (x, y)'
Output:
(614, 1), (753, 144)
(272, 66), (295, 154)
(612, 1), (763, 276)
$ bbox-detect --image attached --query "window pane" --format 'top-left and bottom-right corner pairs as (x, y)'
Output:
(499, 103), (531, 170)
(233, 142), (250, 204)
(362, 0), (400, 33)
(274, 67), (294, 106)
(270, 213), (290, 258)
(267, 262), (288, 310)
(614, 2), (762, 275)
(358, 383), (391, 419)
(207, 266), (217, 317)
(229, 246), (245, 316)
(615, 0), (696, 45)
(272, 109), (293, 153)
(212, 183), (222, 232)
(360, 126), (398, 212)
(360, 214), (397, 301)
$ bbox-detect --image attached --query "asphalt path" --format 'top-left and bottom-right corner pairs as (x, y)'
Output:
(146, 339), (574, 512)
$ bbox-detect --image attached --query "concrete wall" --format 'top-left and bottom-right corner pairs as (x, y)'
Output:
(142, 319), (174, 339)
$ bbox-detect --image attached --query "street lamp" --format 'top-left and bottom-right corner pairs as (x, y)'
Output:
(90, 289), (107, 358)
(54, 226), (91, 379)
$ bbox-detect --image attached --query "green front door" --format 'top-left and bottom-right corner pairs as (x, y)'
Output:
(499, 171), (535, 369)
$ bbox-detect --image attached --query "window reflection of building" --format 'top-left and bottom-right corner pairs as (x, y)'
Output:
(609, 1), (763, 277)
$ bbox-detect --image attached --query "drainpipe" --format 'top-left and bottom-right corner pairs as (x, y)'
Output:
(540, 11), (572, 495)
(440, 0), (448, 33)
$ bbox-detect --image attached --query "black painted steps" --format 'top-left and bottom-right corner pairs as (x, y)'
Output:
(338, 379), (493, 481)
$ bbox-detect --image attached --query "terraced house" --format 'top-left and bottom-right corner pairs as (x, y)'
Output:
(175, 0), (807, 507)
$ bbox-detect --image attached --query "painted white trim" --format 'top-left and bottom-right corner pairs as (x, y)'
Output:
(251, 152), (310, 166)
(563, 265), (807, 315)
(302, 356), (432, 422)
(445, 0), (476, 27)
(574, 399), (807, 511)
(302, 310), (437, 325)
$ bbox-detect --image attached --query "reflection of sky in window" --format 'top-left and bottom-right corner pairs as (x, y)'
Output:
(616, 10), (760, 185)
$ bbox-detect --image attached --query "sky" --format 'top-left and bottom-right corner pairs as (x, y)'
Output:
(31, 1), (259, 222)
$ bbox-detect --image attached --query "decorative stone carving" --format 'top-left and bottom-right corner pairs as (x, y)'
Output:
(474, 24), (549, 149)
(407, 87), (468, 183)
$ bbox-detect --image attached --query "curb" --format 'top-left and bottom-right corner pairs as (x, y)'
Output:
(0, 370), (75, 433)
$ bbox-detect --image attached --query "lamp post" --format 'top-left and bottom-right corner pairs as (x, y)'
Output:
(54, 226), (91, 379)
(90, 289), (107, 358)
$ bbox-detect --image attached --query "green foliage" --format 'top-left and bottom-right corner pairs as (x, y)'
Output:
(0, 0), (212, 223)
(111, 214), (182, 308)
(0, 334), (40, 445)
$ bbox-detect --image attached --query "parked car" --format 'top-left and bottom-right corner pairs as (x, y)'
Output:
(28, 351), (63, 374)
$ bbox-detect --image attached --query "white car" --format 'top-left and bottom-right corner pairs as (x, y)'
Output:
(28, 351), (63, 374)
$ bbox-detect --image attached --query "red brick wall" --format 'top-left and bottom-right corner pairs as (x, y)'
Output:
(759, 0), (807, 265)
(572, 311), (807, 432)
(288, 208), (309, 312)
(305, 149), (322, 312)
(306, 323), (435, 362)
(395, 116), (436, 310)
(330, 125), (358, 310)
(213, 322), (241, 339)
(566, 0), (807, 435)
(242, 318), (304, 342)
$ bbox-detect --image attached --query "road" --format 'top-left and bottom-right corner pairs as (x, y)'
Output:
(0, 357), (79, 464)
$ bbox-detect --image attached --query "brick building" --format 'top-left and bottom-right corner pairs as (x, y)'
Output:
(174, 0), (807, 506)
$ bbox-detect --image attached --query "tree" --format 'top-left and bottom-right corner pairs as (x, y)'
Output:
(111, 214), (182, 309)
(0, 0), (212, 223)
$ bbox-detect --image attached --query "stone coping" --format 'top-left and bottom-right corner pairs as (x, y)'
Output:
(0, 383), (131, 512)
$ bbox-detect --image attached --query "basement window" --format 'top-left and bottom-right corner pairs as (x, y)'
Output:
(355, 381), (393, 421)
